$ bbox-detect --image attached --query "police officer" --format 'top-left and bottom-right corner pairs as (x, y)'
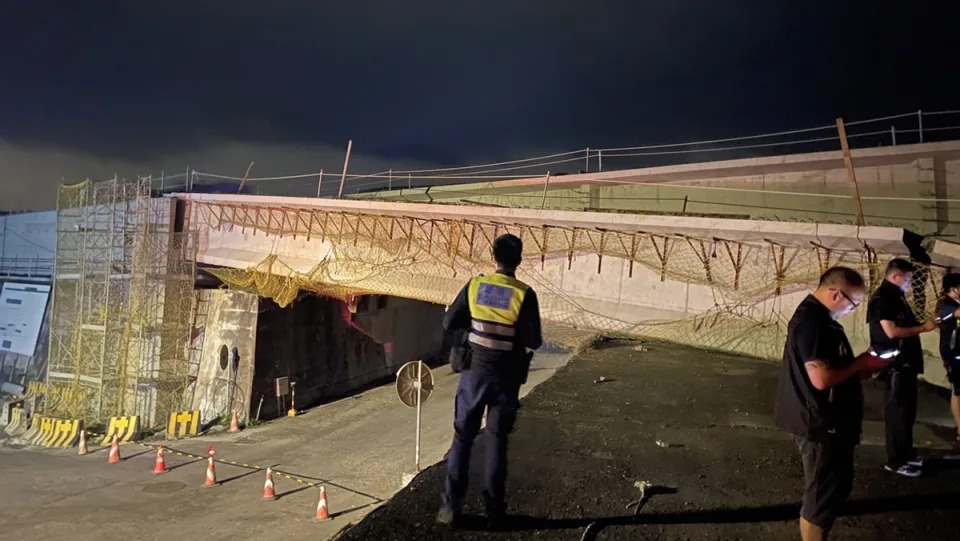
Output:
(437, 233), (542, 529)
(775, 266), (890, 541)
(867, 258), (937, 477)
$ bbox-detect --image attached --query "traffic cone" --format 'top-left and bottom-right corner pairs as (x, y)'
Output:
(107, 436), (120, 464)
(315, 486), (331, 521)
(203, 446), (217, 487)
(152, 445), (167, 475)
(77, 429), (88, 456)
(228, 411), (240, 433)
(262, 467), (276, 500)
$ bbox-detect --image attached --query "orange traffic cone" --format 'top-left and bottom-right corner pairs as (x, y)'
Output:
(262, 467), (277, 500)
(77, 429), (88, 456)
(228, 411), (241, 433)
(153, 445), (167, 475)
(108, 436), (121, 464)
(315, 486), (331, 521)
(203, 446), (217, 487)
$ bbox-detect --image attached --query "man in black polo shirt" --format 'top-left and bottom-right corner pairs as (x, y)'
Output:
(867, 258), (937, 477)
(776, 267), (890, 541)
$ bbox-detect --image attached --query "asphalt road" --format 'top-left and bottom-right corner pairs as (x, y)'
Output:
(0, 353), (570, 541)
(340, 340), (960, 541)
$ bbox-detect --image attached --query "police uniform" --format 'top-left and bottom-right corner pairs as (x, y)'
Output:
(775, 294), (862, 529)
(441, 270), (542, 517)
(938, 297), (960, 397)
(867, 279), (923, 468)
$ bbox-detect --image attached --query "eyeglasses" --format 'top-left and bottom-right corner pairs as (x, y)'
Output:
(831, 288), (861, 309)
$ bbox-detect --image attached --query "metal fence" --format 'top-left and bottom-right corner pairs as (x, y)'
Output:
(0, 257), (54, 281)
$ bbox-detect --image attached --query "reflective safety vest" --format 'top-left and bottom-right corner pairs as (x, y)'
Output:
(467, 273), (530, 352)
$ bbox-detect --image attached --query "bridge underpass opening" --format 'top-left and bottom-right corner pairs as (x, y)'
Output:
(193, 281), (445, 423)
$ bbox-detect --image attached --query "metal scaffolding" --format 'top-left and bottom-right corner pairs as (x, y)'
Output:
(45, 177), (196, 427)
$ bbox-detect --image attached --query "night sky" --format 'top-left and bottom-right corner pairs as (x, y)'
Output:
(1, 1), (958, 209)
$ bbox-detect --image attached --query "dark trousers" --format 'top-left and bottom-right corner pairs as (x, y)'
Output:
(793, 435), (856, 528)
(443, 369), (520, 515)
(884, 369), (919, 466)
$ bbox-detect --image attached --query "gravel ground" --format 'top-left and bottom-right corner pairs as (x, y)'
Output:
(339, 340), (960, 541)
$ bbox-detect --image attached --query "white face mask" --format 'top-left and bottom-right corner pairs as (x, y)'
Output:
(898, 274), (913, 292)
(830, 289), (861, 320)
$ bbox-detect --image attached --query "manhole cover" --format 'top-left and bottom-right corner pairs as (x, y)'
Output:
(142, 481), (187, 494)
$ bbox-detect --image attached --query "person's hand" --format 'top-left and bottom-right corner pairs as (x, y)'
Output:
(857, 350), (893, 373)
(921, 319), (938, 332)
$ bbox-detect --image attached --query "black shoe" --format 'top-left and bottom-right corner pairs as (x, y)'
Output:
(883, 463), (922, 478)
(436, 507), (457, 528)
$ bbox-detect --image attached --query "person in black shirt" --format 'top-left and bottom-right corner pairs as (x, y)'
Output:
(867, 258), (937, 477)
(776, 267), (890, 541)
(937, 272), (960, 442)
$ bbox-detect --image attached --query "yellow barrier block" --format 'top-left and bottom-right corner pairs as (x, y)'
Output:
(100, 416), (140, 446)
(32, 417), (56, 446)
(167, 410), (201, 439)
(46, 419), (83, 448)
(20, 415), (42, 441)
(3, 405), (23, 435)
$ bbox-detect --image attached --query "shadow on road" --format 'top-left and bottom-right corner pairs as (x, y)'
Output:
(218, 468), (259, 485)
(122, 448), (154, 461)
(452, 490), (960, 539)
(165, 457), (204, 472)
(271, 468), (385, 503)
(276, 484), (312, 500)
(331, 502), (380, 519)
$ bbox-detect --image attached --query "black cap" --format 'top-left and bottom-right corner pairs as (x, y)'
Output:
(943, 272), (960, 293)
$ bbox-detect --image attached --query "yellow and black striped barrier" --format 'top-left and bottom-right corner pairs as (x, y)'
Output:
(20, 414), (41, 442)
(3, 404), (24, 436)
(167, 410), (201, 439)
(101, 416), (140, 445)
(30, 416), (57, 446)
(42, 419), (83, 448)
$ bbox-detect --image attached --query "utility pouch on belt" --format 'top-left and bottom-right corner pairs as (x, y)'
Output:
(449, 330), (472, 373)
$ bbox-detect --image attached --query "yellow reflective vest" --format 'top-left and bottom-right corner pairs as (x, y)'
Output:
(467, 273), (530, 352)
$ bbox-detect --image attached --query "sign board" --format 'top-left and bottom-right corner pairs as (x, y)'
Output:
(275, 376), (290, 397)
(0, 282), (50, 356)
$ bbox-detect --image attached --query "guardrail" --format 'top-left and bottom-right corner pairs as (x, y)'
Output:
(0, 257), (54, 281)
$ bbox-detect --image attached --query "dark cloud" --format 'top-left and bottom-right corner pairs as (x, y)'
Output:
(0, 1), (958, 208)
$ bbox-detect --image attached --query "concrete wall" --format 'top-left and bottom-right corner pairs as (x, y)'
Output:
(0, 211), (56, 279)
(190, 289), (259, 425)
(351, 142), (960, 238)
(0, 212), (57, 260)
(591, 157), (960, 235)
(533, 250), (951, 390)
(358, 182), (588, 211)
(354, 295), (445, 369)
(251, 293), (443, 420)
